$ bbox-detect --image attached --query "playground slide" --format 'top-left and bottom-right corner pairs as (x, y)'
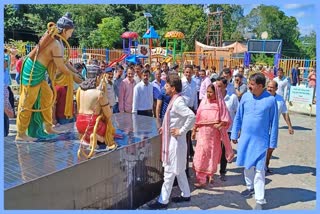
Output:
(125, 55), (137, 64)
(107, 54), (128, 67)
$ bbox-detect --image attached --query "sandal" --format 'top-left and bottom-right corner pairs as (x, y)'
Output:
(194, 182), (206, 188)
(207, 176), (214, 184)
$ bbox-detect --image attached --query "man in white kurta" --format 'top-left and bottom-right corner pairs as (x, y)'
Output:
(273, 67), (290, 101)
(215, 77), (239, 181)
(231, 73), (278, 210)
(181, 65), (198, 164)
(266, 80), (294, 173)
(148, 74), (195, 209)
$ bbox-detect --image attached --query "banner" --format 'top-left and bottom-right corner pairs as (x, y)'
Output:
(130, 47), (172, 56)
(289, 86), (313, 104)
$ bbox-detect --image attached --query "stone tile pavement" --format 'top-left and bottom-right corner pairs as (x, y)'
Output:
(139, 112), (316, 210)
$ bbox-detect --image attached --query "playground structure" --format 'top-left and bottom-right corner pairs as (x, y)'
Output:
(164, 31), (185, 65)
(12, 29), (315, 74)
(242, 39), (315, 81)
(142, 26), (160, 64)
(120, 31), (148, 65)
(12, 43), (315, 74)
(206, 10), (223, 47)
(244, 39), (282, 70)
(182, 40), (246, 70)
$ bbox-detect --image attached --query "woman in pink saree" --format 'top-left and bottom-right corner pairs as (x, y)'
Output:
(192, 83), (234, 188)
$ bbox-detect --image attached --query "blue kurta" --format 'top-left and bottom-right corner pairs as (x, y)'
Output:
(231, 90), (279, 170)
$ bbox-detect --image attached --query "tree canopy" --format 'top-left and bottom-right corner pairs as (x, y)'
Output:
(4, 4), (315, 59)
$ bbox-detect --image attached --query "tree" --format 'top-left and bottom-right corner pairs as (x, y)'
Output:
(127, 4), (167, 41)
(162, 5), (207, 51)
(251, 53), (274, 66)
(87, 17), (124, 48)
(298, 31), (316, 59)
(208, 4), (245, 41)
(4, 5), (38, 41)
(24, 5), (62, 35)
(4, 4), (310, 59)
(127, 11), (149, 38)
(61, 4), (113, 46)
(238, 5), (300, 57)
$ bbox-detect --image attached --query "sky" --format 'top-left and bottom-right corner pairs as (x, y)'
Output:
(242, 4), (316, 36)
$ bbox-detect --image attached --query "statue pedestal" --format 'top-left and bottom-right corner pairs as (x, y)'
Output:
(4, 113), (163, 209)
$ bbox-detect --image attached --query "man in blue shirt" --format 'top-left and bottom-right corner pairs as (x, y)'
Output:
(152, 69), (166, 115)
(192, 65), (201, 104)
(291, 63), (300, 86)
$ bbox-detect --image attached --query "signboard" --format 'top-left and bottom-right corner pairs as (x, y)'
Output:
(289, 86), (313, 104)
(130, 47), (171, 56)
(151, 47), (167, 56)
(137, 45), (150, 56)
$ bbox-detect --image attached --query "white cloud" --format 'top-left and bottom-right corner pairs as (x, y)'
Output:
(284, 4), (313, 10)
(296, 11), (306, 18)
(299, 24), (315, 36)
(284, 4), (302, 9)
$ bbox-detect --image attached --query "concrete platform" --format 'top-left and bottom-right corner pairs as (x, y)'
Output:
(4, 113), (163, 209)
(287, 101), (316, 116)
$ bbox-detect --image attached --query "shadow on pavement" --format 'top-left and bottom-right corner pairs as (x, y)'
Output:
(215, 172), (272, 187)
(169, 188), (253, 210)
(264, 187), (316, 209)
(279, 125), (312, 131)
(272, 165), (316, 176)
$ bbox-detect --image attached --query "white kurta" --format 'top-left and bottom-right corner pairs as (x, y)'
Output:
(274, 94), (288, 118)
(224, 93), (239, 132)
(163, 96), (196, 175)
(274, 76), (290, 101)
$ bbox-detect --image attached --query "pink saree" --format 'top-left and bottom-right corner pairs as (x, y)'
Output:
(193, 84), (234, 184)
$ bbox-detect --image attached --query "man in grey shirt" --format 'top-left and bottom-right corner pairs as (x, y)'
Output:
(113, 65), (124, 113)
(233, 73), (247, 101)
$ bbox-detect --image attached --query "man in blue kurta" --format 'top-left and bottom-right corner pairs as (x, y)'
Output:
(231, 72), (278, 210)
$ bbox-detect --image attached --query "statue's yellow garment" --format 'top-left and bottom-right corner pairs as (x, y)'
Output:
(55, 73), (74, 119)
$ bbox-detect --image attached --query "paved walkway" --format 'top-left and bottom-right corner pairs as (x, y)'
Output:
(139, 112), (316, 210)
(6, 100), (316, 210)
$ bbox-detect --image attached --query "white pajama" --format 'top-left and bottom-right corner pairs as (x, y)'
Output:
(158, 171), (190, 204)
(244, 167), (266, 204)
(157, 96), (195, 205)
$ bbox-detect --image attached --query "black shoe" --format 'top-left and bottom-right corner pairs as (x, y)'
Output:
(171, 196), (191, 203)
(253, 203), (263, 210)
(266, 168), (273, 174)
(148, 201), (168, 209)
(219, 174), (227, 181)
(241, 188), (254, 198)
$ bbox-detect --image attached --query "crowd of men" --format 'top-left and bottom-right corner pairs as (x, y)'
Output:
(85, 61), (293, 210)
